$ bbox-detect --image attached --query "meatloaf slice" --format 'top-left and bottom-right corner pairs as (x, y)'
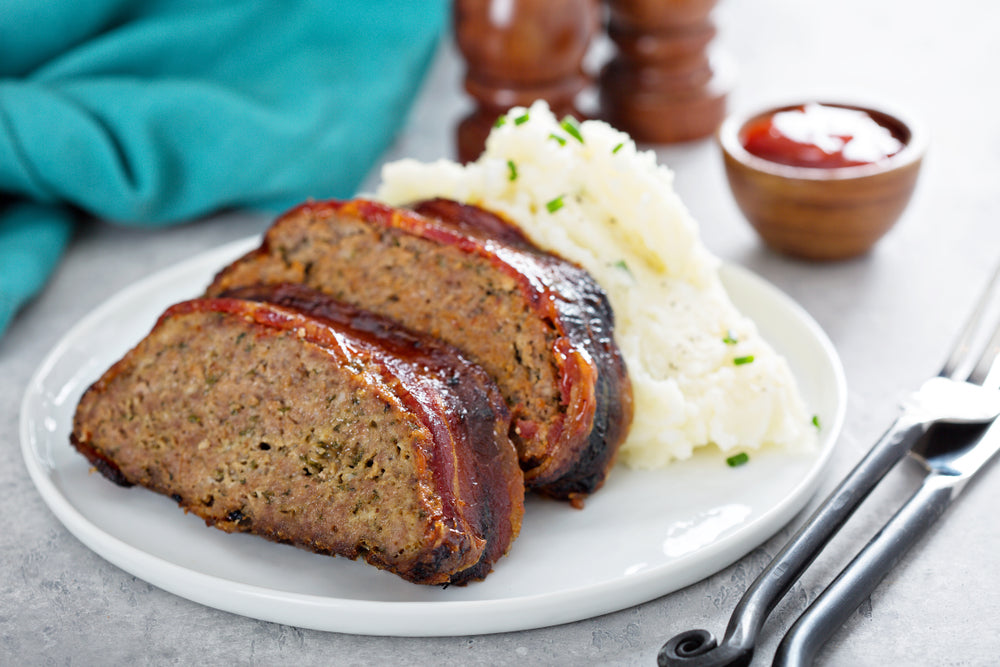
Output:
(205, 198), (633, 503)
(71, 292), (523, 585)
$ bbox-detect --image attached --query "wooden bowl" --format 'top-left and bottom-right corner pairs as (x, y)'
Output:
(718, 102), (926, 261)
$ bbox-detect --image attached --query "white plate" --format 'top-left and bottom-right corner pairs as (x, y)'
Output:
(20, 237), (846, 637)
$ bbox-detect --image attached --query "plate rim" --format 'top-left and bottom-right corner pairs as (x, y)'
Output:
(20, 239), (846, 636)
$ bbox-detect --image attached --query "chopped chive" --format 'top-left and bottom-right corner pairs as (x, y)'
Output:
(812, 415), (822, 429)
(613, 259), (634, 278)
(733, 355), (755, 366)
(722, 330), (738, 345)
(514, 113), (530, 125)
(548, 133), (567, 146)
(726, 452), (750, 467)
(507, 160), (518, 182)
(493, 114), (507, 128)
(612, 142), (624, 154)
(546, 195), (565, 213)
(560, 116), (584, 143)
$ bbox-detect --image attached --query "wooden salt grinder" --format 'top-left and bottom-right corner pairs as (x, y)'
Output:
(453, 0), (600, 163)
(599, 0), (729, 143)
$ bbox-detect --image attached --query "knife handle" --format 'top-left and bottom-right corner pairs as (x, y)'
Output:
(658, 414), (929, 667)
(771, 473), (957, 667)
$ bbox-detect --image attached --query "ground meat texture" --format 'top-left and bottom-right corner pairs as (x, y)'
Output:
(71, 296), (523, 585)
(206, 198), (633, 502)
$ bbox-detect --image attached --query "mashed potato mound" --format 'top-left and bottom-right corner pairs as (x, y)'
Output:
(376, 101), (816, 467)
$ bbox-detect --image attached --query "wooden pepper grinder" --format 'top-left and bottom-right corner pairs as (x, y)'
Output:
(454, 0), (600, 163)
(599, 0), (730, 143)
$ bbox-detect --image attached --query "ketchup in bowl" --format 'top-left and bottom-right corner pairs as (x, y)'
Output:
(739, 103), (903, 169)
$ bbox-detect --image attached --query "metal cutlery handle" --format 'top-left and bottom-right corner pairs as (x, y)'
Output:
(658, 415), (928, 667)
(773, 411), (1000, 666)
(771, 473), (957, 667)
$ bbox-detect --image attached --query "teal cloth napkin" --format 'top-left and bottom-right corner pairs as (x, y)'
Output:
(0, 0), (447, 338)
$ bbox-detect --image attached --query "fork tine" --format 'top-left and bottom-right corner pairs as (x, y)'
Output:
(968, 315), (1000, 387)
(940, 261), (1000, 381)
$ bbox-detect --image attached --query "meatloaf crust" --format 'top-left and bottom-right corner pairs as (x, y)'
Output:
(205, 198), (633, 502)
(71, 292), (524, 585)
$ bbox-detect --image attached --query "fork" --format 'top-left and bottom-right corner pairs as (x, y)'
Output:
(658, 262), (1000, 667)
(771, 284), (1000, 665)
